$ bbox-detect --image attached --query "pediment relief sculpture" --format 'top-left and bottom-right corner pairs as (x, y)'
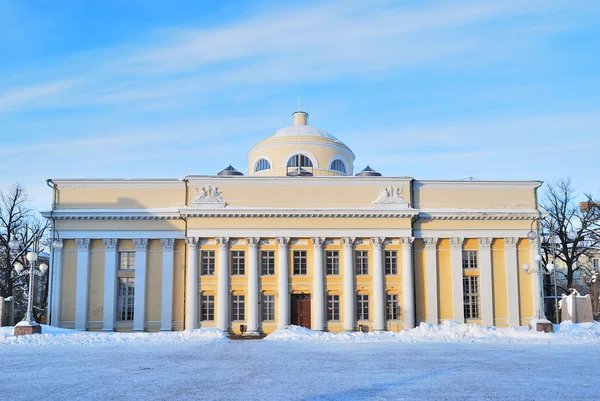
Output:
(373, 186), (409, 209)
(192, 185), (227, 208)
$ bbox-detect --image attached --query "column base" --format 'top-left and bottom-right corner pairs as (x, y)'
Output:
(14, 321), (42, 336)
(160, 327), (172, 332)
(102, 328), (114, 332)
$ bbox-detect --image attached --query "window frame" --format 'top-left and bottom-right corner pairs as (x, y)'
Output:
(293, 250), (307, 275)
(325, 250), (340, 275)
(463, 276), (480, 319)
(329, 158), (347, 174)
(231, 250), (246, 275)
(386, 293), (401, 320)
(327, 293), (340, 321)
(232, 294), (245, 321)
(384, 250), (398, 275)
(118, 251), (136, 271)
(355, 250), (369, 275)
(117, 277), (135, 321)
(201, 250), (215, 276)
(356, 293), (369, 321)
(201, 293), (215, 321)
(261, 250), (275, 276)
(254, 158), (272, 172)
(287, 154), (314, 168)
(462, 250), (479, 270)
(261, 293), (275, 321)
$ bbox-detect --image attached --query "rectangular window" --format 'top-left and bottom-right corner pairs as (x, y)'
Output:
(262, 294), (275, 321)
(356, 294), (369, 321)
(355, 251), (369, 275)
(201, 251), (215, 276)
(118, 251), (135, 271)
(293, 250), (307, 275)
(593, 259), (599, 269)
(231, 250), (245, 275)
(463, 276), (480, 319)
(261, 251), (275, 276)
(117, 277), (135, 321)
(386, 293), (401, 320)
(462, 250), (478, 270)
(201, 294), (215, 321)
(326, 251), (340, 275)
(232, 294), (245, 321)
(385, 251), (398, 275)
(327, 294), (340, 321)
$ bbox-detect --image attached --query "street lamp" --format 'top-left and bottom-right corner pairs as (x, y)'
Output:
(8, 232), (58, 336)
(526, 221), (577, 327)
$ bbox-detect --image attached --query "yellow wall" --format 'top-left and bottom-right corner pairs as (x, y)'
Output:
(437, 239), (453, 320)
(87, 240), (105, 327)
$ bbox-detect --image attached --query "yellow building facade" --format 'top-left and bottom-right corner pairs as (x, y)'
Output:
(43, 112), (544, 334)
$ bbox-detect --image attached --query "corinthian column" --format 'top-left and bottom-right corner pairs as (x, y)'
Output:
(160, 238), (175, 331)
(245, 237), (260, 335)
(450, 237), (465, 323)
(102, 238), (118, 331)
(133, 238), (148, 332)
(311, 237), (325, 331)
(423, 237), (438, 324)
(505, 237), (520, 327)
(74, 239), (90, 331)
(276, 237), (290, 329)
(341, 237), (355, 331)
(371, 237), (385, 331)
(184, 238), (198, 330)
(50, 239), (63, 327)
(478, 237), (494, 326)
(216, 237), (230, 332)
(400, 237), (415, 329)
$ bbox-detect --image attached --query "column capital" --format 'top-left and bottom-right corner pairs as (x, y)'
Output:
(341, 237), (355, 249)
(161, 238), (176, 250)
(311, 237), (326, 249)
(370, 237), (385, 249)
(216, 237), (230, 250)
(185, 237), (198, 248)
(504, 237), (518, 250)
(478, 237), (493, 251)
(400, 237), (415, 249)
(423, 237), (438, 250)
(276, 237), (290, 249)
(103, 238), (118, 250)
(449, 237), (464, 250)
(75, 238), (90, 250)
(246, 237), (260, 248)
(134, 238), (148, 251)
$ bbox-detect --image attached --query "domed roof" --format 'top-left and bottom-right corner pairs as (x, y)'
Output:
(265, 125), (345, 145)
(218, 165), (244, 176)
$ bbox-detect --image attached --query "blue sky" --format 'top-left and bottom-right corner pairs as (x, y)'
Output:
(1, 0), (599, 210)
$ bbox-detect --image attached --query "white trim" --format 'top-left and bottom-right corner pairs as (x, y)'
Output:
(185, 175), (413, 186)
(181, 208), (419, 219)
(424, 243), (438, 325)
(252, 155), (273, 174)
(283, 150), (319, 169)
(414, 180), (542, 190)
(419, 210), (539, 221)
(52, 179), (184, 189)
(479, 245), (494, 327)
(414, 229), (529, 238)
(56, 230), (184, 239)
(327, 155), (350, 176)
(187, 228), (413, 238)
(41, 209), (181, 220)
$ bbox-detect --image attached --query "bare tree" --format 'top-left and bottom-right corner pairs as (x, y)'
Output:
(0, 184), (50, 322)
(540, 179), (600, 295)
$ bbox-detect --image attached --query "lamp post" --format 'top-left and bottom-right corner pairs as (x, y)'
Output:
(524, 218), (577, 329)
(8, 230), (62, 336)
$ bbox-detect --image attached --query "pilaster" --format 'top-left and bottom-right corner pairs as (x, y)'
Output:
(185, 237), (199, 330)
(311, 237), (325, 331)
(276, 237), (290, 329)
(74, 238), (90, 331)
(102, 238), (118, 331)
(450, 237), (465, 323)
(423, 237), (438, 325)
(160, 238), (176, 331)
(50, 240), (63, 327)
(341, 237), (355, 331)
(478, 237), (494, 326)
(400, 237), (415, 329)
(133, 238), (148, 332)
(504, 237), (520, 326)
(216, 237), (230, 331)
(245, 237), (260, 335)
(371, 237), (385, 331)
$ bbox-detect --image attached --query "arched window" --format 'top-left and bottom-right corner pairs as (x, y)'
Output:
(287, 154), (313, 168)
(330, 159), (347, 174)
(255, 159), (271, 172)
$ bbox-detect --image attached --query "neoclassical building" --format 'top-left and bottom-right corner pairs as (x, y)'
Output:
(43, 111), (544, 334)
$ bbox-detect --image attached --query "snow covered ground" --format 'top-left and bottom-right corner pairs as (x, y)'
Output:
(2, 322), (600, 400)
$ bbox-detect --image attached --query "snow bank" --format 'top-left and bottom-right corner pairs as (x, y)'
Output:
(0, 325), (228, 346)
(265, 321), (600, 344)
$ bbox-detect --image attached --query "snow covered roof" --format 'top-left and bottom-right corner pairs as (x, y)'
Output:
(265, 125), (347, 146)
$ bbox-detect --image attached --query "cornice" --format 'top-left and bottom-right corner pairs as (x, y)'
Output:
(180, 208), (419, 219)
(418, 209), (540, 221)
(51, 179), (184, 189)
(41, 209), (181, 221)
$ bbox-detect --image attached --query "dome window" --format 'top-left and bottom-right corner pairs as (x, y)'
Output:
(255, 159), (271, 172)
(287, 154), (313, 168)
(329, 159), (347, 174)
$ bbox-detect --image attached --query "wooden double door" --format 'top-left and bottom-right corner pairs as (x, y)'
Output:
(291, 294), (311, 329)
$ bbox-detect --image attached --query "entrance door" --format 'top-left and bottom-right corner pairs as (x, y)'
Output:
(291, 294), (311, 329)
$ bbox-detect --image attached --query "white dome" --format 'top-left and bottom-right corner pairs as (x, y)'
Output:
(266, 125), (347, 146)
